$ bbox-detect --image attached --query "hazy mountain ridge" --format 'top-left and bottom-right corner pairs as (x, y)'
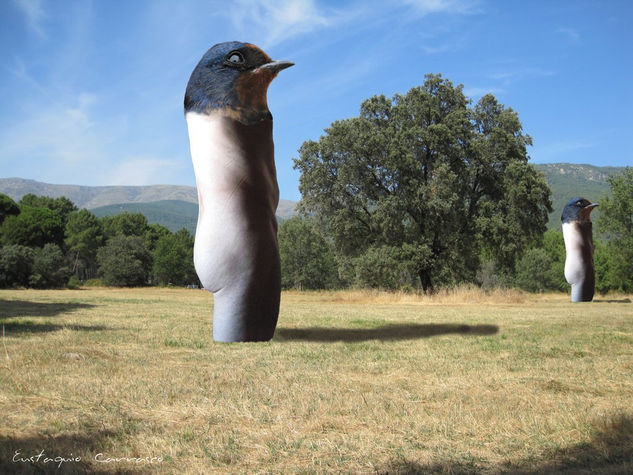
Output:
(533, 163), (622, 229)
(91, 200), (199, 234)
(0, 177), (198, 209)
(535, 163), (622, 183)
(0, 177), (298, 221)
(0, 163), (626, 232)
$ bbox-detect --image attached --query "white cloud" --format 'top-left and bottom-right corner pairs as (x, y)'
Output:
(555, 27), (581, 45)
(489, 67), (555, 82)
(0, 92), (130, 185)
(0, 93), (100, 165)
(104, 157), (188, 186)
(401, 0), (480, 15)
(463, 86), (505, 99)
(227, 0), (345, 48)
(420, 43), (458, 55)
(6, 57), (51, 100)
(12, 0), (46, 38)
(532, 140), (596, 162)
(0, 96), (187, 187)
(66, 93), (98, 123)
(222, 0), (480, 51)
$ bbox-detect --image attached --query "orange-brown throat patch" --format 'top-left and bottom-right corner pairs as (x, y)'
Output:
(579, 205), (597, 221)
(234, 67), (276, 116)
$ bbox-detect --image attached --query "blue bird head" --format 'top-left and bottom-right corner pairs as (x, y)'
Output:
(184, 41), (293, 125)
(561, 197), (598, 224)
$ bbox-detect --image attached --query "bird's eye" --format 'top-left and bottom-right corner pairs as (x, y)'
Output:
(227, 51), (245, 65)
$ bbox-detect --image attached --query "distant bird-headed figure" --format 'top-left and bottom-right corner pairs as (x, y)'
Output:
(184, 42), (293, 342)
(561, 197), (598, 302)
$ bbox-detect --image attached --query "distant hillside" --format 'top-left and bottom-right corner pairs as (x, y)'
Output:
(91, 199), (298, 234)
(92, 200), (199, 234)
(0, 177), (197, 209)
(0, 177), (298, 222)
(1, 165), (626, 232)
(534, 163), (622, 229)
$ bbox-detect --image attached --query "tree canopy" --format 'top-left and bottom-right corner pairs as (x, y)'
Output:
(278, 217), (338, 290)
(0, 193), (19, 225)
(97, 235), (153, 287)
(596, 167), (633, 292)
(101, 212), (149, 239)
(19, 194), (77, 225)
(152, 229), (197, 286)
(294, 74), (551, 291)
(0, 192), (202, 289)
(65, 209), (104, 280)
(1, 205), (65, 248)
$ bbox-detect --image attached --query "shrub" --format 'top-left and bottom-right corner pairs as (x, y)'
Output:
(476, 259), (508, 291)
(67, 275), (82, 289)
(0, 244), (34, 288)
(84, 278), (105, 287)
(278, 217), (338, 290)
(515, 248), (555, 293)
(152, 229), (197, 286)
(1, 206), (64, 247)
(97, 235), (152, 287)
(353, 246), (420, 291)
(29, 244), (71, 288)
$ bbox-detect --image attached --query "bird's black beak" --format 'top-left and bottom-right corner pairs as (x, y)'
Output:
(257, 60), (294, 74)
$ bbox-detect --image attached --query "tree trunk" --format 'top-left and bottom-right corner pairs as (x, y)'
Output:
(418, 269), (434, 294)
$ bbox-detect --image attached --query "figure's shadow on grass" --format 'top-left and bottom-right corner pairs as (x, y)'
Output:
(594, 298), (631, 303)
(0, 299), (105, 335)
(381, 413), (633, 473)
(277, 323), (499, 342)
(0, 299), (96, 318)
(518, 413), (633, 474)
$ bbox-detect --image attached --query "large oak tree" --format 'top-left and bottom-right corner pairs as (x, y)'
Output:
(294, 74), (551, 291)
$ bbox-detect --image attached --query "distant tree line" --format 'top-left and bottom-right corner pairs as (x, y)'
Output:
(0, 193), (198, 288)
(1, 167), (630, 293)
(278, 167), (632, 294)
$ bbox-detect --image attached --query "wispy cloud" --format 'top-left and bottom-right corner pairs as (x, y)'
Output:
(532, 140), (596, 162)
(463, 86), (505, 99)
(489, 67), (555, 82)
(555, 27), (581, 45)
(465, 66), (554, 100)
(6, 57), (52, 100)
(104, 157), (188, 186)
(401, 0), (480, 15)
(12, 0), (46, 38)
(0, 94), (185, 186)
(419, 40), (465, 55)
(223, 0), (481, 55)
(0, 93), (103, 166)
(227, 0), (340, 49)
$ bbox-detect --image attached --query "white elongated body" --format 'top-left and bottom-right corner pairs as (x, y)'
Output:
(186, 111), (280, 341)
(562, 221), (595, 302)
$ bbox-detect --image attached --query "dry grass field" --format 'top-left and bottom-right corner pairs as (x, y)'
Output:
(0, 287), (632, 474)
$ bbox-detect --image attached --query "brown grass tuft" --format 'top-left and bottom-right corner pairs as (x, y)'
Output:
(293, 284), (529, 305)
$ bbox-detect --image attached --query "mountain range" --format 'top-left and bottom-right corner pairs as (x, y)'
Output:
(0, 177), (298, 234)
(0, 163), (625, 233)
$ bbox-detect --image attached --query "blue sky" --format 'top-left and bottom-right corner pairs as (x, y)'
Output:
(0, 0), (631, 201)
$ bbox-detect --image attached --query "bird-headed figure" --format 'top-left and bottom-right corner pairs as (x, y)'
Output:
(561, 197), (598, 302)
(184, 42), (293, 342)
